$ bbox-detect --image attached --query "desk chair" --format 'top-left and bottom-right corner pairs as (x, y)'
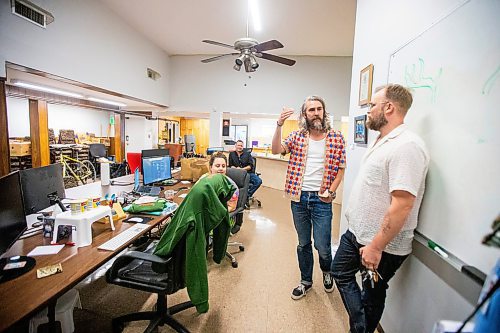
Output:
(126, 152), (142, 173)
(106, 236), (194, 333)
(89, 143), (107, 176)
(225, 168), (250, 268)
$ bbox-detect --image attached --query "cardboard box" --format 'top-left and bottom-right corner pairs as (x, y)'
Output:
(97, 137), (111, 146)
(10, 142), (31, 156)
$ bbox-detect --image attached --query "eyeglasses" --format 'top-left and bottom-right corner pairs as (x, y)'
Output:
(368, 101), (389, 109)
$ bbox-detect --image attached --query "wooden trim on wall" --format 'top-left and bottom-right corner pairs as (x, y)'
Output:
(109, 113), (125, 162)
(7, 62), (168, 109)
(0, 79), (10, 176)
(29, 99), (50, 167)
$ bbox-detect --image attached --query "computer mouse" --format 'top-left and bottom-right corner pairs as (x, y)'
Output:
(128, 217), (144, 223)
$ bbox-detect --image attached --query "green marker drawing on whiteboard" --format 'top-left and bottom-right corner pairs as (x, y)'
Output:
(482, 65), (499, 95)
(404, 58), (442, 102)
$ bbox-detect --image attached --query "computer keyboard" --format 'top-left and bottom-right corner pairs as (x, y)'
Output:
(98, 224), (150, 251)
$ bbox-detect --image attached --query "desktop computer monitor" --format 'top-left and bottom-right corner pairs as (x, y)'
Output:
(19, 164), (66, 216)
(0, 171), (36, 283)
(206, 147), (224, 155)
(141, 148), (170, 158)
(142, 155), (171, 185)
(0, 171), (27, 255)
(141, 149), (172, 174)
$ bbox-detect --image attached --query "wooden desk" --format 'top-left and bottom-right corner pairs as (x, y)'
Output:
(0, 174), (188, 332)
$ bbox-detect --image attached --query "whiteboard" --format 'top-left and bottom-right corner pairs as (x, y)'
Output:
(388, 0), (499, 273)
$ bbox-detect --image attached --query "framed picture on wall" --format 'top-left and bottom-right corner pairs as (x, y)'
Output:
(222, 119), (230, 136)
(354, 115), (368, 144)
(358, 64), (374, 106)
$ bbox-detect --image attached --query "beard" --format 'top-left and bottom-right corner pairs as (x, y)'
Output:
(366, 112), (388, 131)
(307, 117), (324, 131)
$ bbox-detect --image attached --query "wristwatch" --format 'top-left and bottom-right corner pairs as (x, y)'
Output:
(328, 189), (336, 199)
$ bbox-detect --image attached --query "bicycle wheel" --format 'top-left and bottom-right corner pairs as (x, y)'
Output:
(63, 175), (79, 189)
(80, 160), (96, 184)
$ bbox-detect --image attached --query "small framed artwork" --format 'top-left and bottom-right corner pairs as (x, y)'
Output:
(358, 64), (374, 106)
(354, 115), (368, 144)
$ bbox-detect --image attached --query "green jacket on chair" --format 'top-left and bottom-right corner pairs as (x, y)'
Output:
(154, 173), (235, 313)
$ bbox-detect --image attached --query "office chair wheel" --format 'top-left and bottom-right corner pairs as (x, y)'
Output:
(112, 319), (124, 333)
(239, 245), (245, 251)
(232, 261), (238, 268)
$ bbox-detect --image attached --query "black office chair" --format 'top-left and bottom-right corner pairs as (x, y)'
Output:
(248, 156), (262, 208)
(225, 168), (250, 268)
(105, 236), (194, 333)
(89, 143), (107, 176)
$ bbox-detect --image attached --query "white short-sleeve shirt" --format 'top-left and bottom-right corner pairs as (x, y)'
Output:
(346, 124), (429, 255)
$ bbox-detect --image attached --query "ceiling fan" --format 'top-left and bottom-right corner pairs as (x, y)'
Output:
(201, 38), (296, 72)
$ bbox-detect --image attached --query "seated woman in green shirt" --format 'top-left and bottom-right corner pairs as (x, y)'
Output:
(206, 152), (239, 212)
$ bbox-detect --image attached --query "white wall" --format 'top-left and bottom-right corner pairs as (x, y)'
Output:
(6, 97), (111, 138)
(169, 55), (352, 117)
(124, 116), (157, 154)
(0, 0), (170, 105)
(6, 97), (29, 137)
(343, 0), (484, 331)
(48, 104), (112, 137)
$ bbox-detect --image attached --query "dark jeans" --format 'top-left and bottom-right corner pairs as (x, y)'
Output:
(248, 173), (262, 198)
(291, 191), (333, 284)
(332, 230), (408, 333)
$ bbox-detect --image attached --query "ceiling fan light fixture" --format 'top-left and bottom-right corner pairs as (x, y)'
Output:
(243, 57), (256, 72)
(233, 63), (242, 71)
(235, 54), (246, 66)
(249, 55), (259, 69)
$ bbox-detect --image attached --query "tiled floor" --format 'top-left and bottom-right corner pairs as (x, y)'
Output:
(121, 186), (350, 332)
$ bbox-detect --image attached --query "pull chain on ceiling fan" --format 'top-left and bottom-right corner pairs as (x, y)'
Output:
(201, 0), (296, 72)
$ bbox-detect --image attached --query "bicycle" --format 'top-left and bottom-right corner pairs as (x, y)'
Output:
(51, 144), (96, 188)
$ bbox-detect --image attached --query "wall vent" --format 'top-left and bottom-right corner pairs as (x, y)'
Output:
(11, 0), (54, 28)
(147, 68), (161, 81)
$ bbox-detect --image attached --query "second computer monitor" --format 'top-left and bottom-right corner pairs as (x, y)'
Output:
(19, 164), (66, 216)
(142, 155), (171, 185)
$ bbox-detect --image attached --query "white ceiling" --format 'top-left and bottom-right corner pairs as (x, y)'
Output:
(100, 0), (356, 57)
(7, 0), (356, 115)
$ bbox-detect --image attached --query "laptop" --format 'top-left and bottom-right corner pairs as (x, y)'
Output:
(132, 168), (161, 196)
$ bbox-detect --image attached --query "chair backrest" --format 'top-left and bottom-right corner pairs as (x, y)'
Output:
(126, 152), (142, 173)
(226, 168), (250, 211)
(89, 143), (107, 158)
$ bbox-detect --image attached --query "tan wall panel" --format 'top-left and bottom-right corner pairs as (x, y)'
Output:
(180, 118), (209, 155)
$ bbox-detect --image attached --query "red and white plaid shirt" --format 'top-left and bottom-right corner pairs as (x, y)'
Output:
(282, 129), (346, 202)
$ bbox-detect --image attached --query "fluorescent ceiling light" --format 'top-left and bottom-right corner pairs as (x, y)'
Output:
(88, 97), (126, 107)
(249, 0), (261, 32)
(11, 80), (84, 98)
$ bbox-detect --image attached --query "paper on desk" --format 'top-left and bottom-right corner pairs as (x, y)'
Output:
(133, 196), (157, 204)
(27, 245), (65, 256)
(178, 193), (188, 198)
(181, 181), (190, 184)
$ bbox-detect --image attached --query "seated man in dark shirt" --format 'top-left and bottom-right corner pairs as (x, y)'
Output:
(228, 140), (262, 201)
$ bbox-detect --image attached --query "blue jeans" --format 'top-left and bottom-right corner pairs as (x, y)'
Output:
(332, 230), (408, 333)
(290, 191), (333, 285)
(248, 173), (262, 198)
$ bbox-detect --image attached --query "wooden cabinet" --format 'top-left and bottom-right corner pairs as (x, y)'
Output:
(163, 143), (183, 165)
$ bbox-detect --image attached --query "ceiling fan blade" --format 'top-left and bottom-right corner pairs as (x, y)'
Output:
(253, 39), (284, 52)
(201, 53), (239, 63)
(202, 40), (235, 49)
(258, 53), (296, 66)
